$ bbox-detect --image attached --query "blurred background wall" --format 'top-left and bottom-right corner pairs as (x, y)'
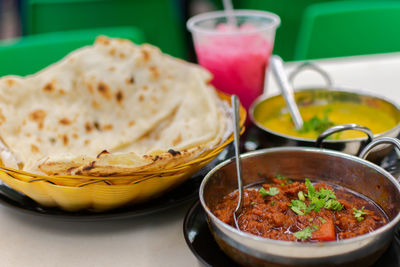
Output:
(0, 0), (20, 39)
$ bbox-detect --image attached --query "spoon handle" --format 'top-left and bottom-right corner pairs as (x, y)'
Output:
(232, 95), (243, 228)
(270, 55), (304, 129)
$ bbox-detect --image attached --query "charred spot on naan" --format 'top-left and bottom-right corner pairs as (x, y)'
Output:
(172, 134), (182, 146)
(138, 94), (145, 102)
(0, 108), (6, 125)
(97, 81), (112, 100)
(93, 121), (100, 130)
(125, 76), (135, 85)
(4, 78), (15, 87)
(91, 100), (100, 109)
(43, 82), (54, 92)
(109, 48), (116, 56)
(115, 90), (124, 103)
(86, 82), (94, 94)
(31, 144), (40, 153)
(141, 49), (151, 62)
(85, 122), (93, 133)
(59, 118), (72, 125)
(97, 150), (110, 158)
(149, 66), (160, 80)
(167, 149), (181, 156)
(103, 124), (113, 131)
(96, 36), (111, 45)
(29, 109), (46, 129)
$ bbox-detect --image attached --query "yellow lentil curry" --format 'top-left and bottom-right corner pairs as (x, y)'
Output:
(258, 102), (397, 139)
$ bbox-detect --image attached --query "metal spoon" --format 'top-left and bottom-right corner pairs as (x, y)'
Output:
(270, 55), (304, 129)
(231, 95), (243, 230)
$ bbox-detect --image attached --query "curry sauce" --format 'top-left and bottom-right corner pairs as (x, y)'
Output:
(213, 177), (388, 242)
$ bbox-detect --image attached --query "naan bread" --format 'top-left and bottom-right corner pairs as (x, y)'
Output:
(0, 36), (230, 176)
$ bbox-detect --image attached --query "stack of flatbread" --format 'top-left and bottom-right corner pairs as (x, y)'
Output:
(0, 36), (231, 176)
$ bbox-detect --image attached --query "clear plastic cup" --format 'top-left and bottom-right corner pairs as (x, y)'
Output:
(187, 10), (280, 111)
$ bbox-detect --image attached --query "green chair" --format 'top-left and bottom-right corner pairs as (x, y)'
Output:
(0, 26), (145, 76)
(295, 1), (400, 60)
(227, 0), (334, 61)
(22, 0), (187, 59)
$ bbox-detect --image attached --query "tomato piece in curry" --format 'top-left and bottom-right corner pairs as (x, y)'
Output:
(213, 176), (388, 242)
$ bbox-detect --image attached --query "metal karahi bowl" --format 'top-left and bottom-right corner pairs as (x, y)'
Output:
(0, 91), (246, 212)
(249, 88), (400, 163)
(199, 138), (400, 266)
(249, 62), (400, 162)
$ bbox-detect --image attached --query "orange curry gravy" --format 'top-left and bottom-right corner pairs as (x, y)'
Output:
(213, 177), (388, 242)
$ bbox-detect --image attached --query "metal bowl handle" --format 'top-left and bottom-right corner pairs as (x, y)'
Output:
(316, 124), (374, 147)
(288, 61), (333, 90)
(359, 137), (400, 159)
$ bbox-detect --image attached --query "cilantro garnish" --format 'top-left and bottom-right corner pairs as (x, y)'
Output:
(259, 187), (280, 197)
(353, 206), (369, 222)
(276, 173), (286, 180)
(276, 173), (294, 185)
(298, 109), (334, 134)
(291, 179), (343, 214)
(307, 196), (325, 212)
(289, 200), (307, 215)
(324, 199), (344, 211)
(305, 178), (315, 199)
(293, 227), (315, 240)
(298, 191), (306, 201)
(315, 188), (336, 201)
(318, 217), (327, 223)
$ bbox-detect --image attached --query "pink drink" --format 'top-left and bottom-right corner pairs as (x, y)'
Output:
(194, 24), (273, 111)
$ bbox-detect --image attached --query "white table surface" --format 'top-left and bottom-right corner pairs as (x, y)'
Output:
(1, 53), (400, 267)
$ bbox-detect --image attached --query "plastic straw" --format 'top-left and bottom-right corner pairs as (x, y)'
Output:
(223, 0), (237, 26)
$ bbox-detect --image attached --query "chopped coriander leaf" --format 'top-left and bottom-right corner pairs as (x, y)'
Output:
(270, 201), (275, 206)
(290, 200), (307, 215)
(316, 188), (336, 201)
(298, 109), (334, 134)
(251, 201), (255, 206)
(281, 183), (285, 186)
(312, 224), (319, 230)
(353, 207), (369, 222)
(259, 187), (280, 197)
(308, 218), (313, 222)
(286, 179), (294, 185)
(308, 196), (325, 212)
(305, 178), (315, 199)
(276, 173), (294, 185)
(276, 173), (286, 180)
(298, 191), (306, 201)
(325, 199), (344, 211)
(318, 217), (327, 223)
(293, 227), (315, 240)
